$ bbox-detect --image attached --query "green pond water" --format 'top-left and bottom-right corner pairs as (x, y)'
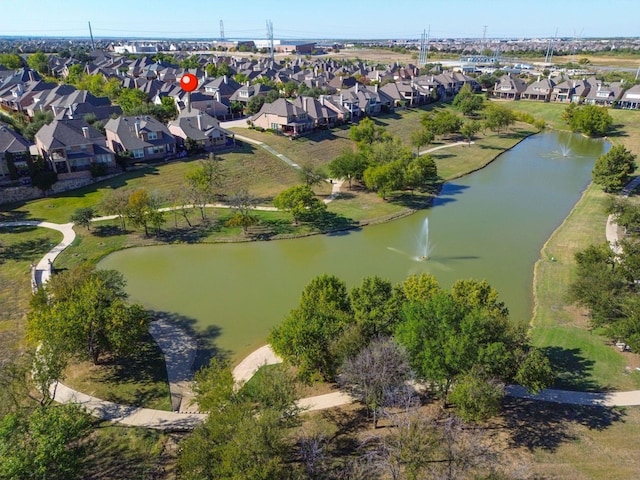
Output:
(98, 131), (607, 360)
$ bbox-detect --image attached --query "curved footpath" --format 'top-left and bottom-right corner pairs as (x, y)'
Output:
(3, 173), (640, 429)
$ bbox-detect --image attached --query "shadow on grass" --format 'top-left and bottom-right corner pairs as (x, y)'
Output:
(0, 210), (31, 222)
(502, 396), (625, 452)
(0, 235), (53, 264)
(93, 225), (125, 237)
(320, 405), (371, 456)
(152, 311), (228, 371)
(158, 224), (212, 244)
(541, 346), (601, 392)
(607, 124), (627, 138)
(306, 211), (358, 233)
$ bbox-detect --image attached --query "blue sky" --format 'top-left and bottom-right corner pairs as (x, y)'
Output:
(1, 0), (639, 39)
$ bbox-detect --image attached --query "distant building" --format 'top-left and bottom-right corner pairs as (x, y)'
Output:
(113, 44), (159, 54)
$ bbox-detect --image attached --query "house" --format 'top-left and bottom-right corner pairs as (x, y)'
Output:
(340, 84), (393, 117)
(291, 96), (339, 128)
(250, 98), (313, 136)
(521, 77), (555, 102)
(0, 124), (32, 183)
(584, 79), (624, 106)
(491, 75), (528, 100)
(618, 84), (640, 110)
(168, 109), (235, 151)
(550, 78), (591, 103)
(105, 116), (176, 161)
(229, 83), (274, 105)
(34, 119), (115, 177)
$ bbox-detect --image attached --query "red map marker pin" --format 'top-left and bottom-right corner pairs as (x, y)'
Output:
(180, 73), (198, 92)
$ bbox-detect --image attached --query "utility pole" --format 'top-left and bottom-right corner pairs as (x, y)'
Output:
(88, 21), (95, 51)
(418, 29), (427, 66)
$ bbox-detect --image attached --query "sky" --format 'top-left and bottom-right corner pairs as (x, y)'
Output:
(1, 0), (639, 40)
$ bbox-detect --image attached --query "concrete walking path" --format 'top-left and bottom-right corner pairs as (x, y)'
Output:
(418, 141), (474, 156)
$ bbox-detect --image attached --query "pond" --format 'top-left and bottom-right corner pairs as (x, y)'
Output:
(98, 131), (607, 360)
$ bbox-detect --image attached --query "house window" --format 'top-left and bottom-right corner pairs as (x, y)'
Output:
(133, 149), (144, 158)
(147, 131), (158, 140)
(270, 123), (280, 130)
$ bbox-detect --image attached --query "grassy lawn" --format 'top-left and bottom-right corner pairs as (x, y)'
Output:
(63, 332), (171, 410)
(0, 226), (62, 352)
(232, 125), (354, 170)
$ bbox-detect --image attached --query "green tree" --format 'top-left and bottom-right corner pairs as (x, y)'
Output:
(410, 128), (434, 156)
(404, 154), (438, 193)
(269, 274), (352, 380)
(460, 120), (481, 145)
(0, 404), (92, 480)
(70, 207), (95, 230)
(116, 88), (148, 114)
(592, 144), (637, 193)
(447, 367), (504, 422)
(396, 291), (523, 396)
(397, 273), (442, 303)
(100, 189), (130, 230)
(27, 51), (49, 76)
(363, 160), (405, 199)
(27, 154), (57, 194)
(484, 103), (515, 134)
(349, 117), (390, 147)
(431, 110), (463, 137)
(180, 55), (200, 70)
(23, 110), (53, 141)
(568, 243), (628, 327)
(0, 53), (23, 69)
(349, 276), (399, 339)
(127, 188), (152, 236)
(568, 104), (613, 137)
(246, 95), (266, 115)
(225, 190), (259, 234)
(299, 163), (325, 187)
(452, 83), (484, 116)
(27, 266), (150, 364)
(327, 149), (368, 190)
(273, 184), (326, 224)
(450, 278), (509, 319)
(515, 348), (555, 394)
(185, 155), (226, 220)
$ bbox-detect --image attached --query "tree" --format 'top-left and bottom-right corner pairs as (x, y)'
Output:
(185, 156), (226, 220)
(0, 53), (23, 69)
(448, 367), (504, 422)
(484, 104), (515, 134)
(450, 278), (509, 319)
(349, 117), (390, 147)
(100, 189), (130, 230)
(273, 184), (326, 224)
(225, 190), (259, 234)
(515, 348), (555, 394)
(116, 88), (148, 114)
(179, 359), (300, 480)
(396, 291), (523, 396)
(27, 154), (57, 194)
(349, 276), (400, 339)
(397, 273), (442, 303)
(0, 404), (92, 480)
(127, 188), (152, 236)
(410, 128), (434, 156)
(404, 155), (438, 193)
(246, 95), (266, 115)
(70, 207), (95, 230)
(299, 163), (325, 187)
(431, 110), (463, 137)
(338, 337), (412, 428)
(27, 266), (150, 364)
(269, 274), (353, 380)
(327, 150), (368, 190)
(592, 144), (637, 193)
(363, 160), (405, 199)
(568, 243), (628, 327)
(27, 51), (49, 76)
(568, 104), (613, 137)
(23, 110), (53, 141)
(452, 83), (484, 116)
(460, 120), (481, 145)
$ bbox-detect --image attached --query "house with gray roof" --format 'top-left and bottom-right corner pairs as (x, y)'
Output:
(584, 79), (624, 106)
(491, 75), (528, 100)
(617, 84), (640, 110)
(104, 115), (176, 162)
(250, 98), (313, 136)
(34, 119), (115, 178)
(521, 77), (556, 102)
(168, 109), (235, 151)
(0, 123), (32, 183)
(291, 96), (339, 128)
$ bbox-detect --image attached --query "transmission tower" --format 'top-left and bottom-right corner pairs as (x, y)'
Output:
(418, 26), (430, 66)
(544, 28), (558, 64)
(88, 21), (95, 51)
(220, 20), (225, 41)
(266, 20), (274, 62)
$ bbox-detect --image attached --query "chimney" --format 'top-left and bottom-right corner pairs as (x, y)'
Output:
(82, 126), (89, 138)
(223, 75), (228, 84)
(28, 70), (35, 82)
(215, 91), (220, 102)
(67, 105), (73, 119)
(197, 112), (202, 131)
(134, 119), (141, 138)
(51, 105), (57, 117)
(375, 84), (378, 92)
